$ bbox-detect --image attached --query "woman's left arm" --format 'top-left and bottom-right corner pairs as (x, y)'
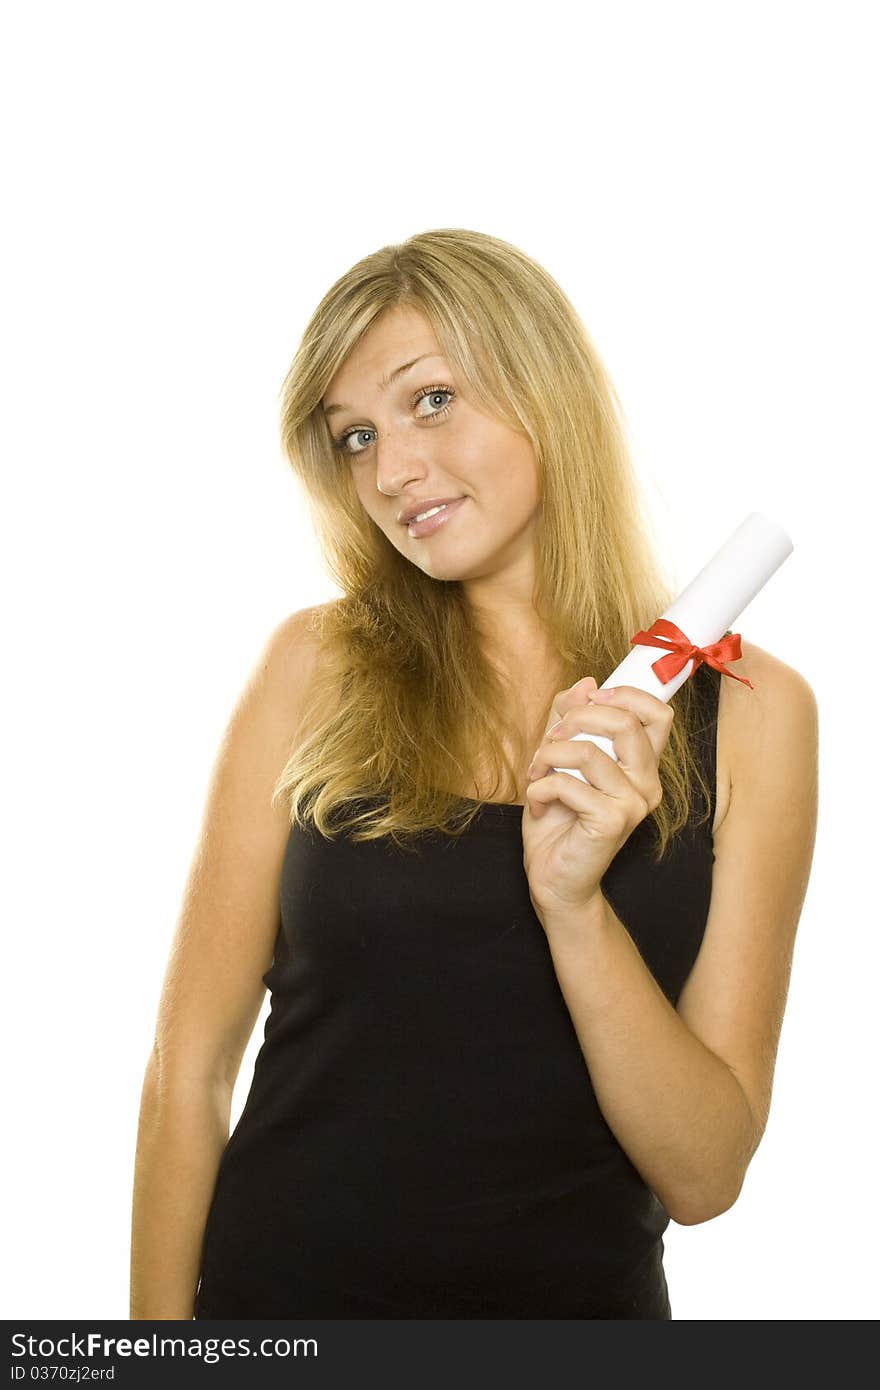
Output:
(538, 652), (819, 1226)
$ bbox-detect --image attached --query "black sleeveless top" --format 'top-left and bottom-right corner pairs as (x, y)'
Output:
(194, 664), (721, 1319)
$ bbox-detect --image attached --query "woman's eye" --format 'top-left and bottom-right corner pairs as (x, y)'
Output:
(333, 386), (455, 456)
(414, 388), (454, 419)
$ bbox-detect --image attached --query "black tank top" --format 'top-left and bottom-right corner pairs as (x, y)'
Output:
(194, 664), (721, 1319)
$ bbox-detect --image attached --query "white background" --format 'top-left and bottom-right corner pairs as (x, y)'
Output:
(3, 0), (876, 1322)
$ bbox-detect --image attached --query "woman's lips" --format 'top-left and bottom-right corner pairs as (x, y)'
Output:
(406, 496), (467, 538)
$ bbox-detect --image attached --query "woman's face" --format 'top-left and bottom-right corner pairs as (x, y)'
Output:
(321, 305), (543, 590)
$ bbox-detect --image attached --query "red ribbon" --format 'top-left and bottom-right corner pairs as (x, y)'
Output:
(629, 617), (754, 688)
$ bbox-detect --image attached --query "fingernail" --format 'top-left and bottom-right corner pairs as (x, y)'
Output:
(593, 688), (613, 700)
(548, 719), (563, 737)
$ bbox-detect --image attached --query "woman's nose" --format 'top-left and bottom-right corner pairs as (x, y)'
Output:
(373, 427), (429, 490)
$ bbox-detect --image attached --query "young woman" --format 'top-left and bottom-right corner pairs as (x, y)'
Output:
(130, 228), (818, 1319)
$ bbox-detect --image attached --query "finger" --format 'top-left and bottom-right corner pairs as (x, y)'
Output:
(586, 685), (674, 758)
(531, 736), (640, 802)
(543, 676), (599, 736)
(525, 764), (638, 828)
(592, 683), (674, 725)
(546, 703), (656, 775)
(525, 765), (605, 819)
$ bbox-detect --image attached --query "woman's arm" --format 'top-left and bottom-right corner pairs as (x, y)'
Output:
(130, 1063), (233, 1319)
(537, 645), (819, 1226)
(129, 606), (324, 1319)
(540, 898), (758, 1225)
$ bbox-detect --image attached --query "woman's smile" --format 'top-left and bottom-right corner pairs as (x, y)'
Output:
(405, 496), (468, 538)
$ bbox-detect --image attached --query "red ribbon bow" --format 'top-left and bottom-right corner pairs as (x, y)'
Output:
(629, 618), (754, 688)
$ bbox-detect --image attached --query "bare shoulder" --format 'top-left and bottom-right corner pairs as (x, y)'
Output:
(147, 601), (337, 1094)
(719, 636), (818, 799)
(675, 640), (819, 1177)
(251, 600), (343, 733)
(261, 601), (333, 688)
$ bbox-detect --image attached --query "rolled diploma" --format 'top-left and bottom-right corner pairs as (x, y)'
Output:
(555, 510), (794, 786)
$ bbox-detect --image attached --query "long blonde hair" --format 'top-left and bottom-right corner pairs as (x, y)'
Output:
(272, 228), (715, 861)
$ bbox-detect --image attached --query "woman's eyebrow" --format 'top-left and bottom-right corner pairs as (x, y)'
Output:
(323, 353), (445, 417)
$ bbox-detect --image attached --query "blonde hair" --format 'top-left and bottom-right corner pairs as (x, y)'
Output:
(272, 228), (715, 861)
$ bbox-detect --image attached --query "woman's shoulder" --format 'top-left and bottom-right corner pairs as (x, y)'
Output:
(261, 600), (332, 671)
(724, 637), (815, 707)
(259, 602), (343, 737)
(264, 601), (337, 664)
(719, 637), (817, 789)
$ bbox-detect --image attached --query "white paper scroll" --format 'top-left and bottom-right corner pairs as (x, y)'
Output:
(555, 511), (794, 785)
